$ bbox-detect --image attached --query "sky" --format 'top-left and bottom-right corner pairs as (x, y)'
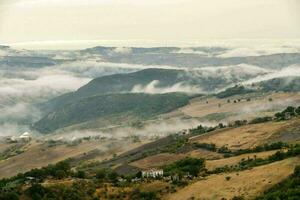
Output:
(0, 0), (300, 49)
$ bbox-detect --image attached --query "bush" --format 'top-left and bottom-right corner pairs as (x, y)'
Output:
(164, 157), (205, 177)
(194, 143), (216, 152)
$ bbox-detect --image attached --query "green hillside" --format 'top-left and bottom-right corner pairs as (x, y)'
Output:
(34, 93), (190, 133)
(42, 68), (187, 112)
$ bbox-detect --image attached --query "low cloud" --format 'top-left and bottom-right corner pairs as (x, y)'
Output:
(114, 47), (132, 54)
(243, 65), (300, 85)
(48, 118), (216, 141)
(131, 80), (202, 94)
(218, 45), (300, 58)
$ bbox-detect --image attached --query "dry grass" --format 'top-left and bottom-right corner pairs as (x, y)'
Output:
(140, 180), (169, 193)
(165, 157), (300, 200)
(189, 118), (300, 150)
(130, 153), (186, 169)
(130, 149), (222, 170)
(0, 142), (14, 153)
(179, 92), (300, 120)
(186, 149), (223, 160)
(0, 139), (145, 179)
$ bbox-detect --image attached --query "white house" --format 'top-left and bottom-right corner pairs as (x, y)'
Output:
(19, 132), (31, 141)
(142, 169), (163, 178)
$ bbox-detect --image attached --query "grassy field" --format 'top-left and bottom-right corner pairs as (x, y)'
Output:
(189, 118), (300, 150)
(165, 157), (300, 200)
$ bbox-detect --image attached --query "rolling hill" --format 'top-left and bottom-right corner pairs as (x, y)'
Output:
(34, 93), (191, 133)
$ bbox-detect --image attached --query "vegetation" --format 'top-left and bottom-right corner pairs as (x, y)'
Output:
(274, 106), (300, 120)
(25, 181), (97, 200)
(249, 116), (273, 124)
(211, 144), (300, 174)
(234, 142), (289, 156)
(35, 93), (190, 133)
(163, 157), (205, 177)
(0, 160), (71, 188)
(216, 85), (254, 98)
(193, 143), (217, 152)
(255, 165), (300, 200)
(189, 124), (218, 135)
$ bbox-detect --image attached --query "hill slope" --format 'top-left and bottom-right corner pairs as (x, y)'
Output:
(34, 93), (191, 133)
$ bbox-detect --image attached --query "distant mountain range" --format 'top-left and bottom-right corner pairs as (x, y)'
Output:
(82, 46), (300, 69)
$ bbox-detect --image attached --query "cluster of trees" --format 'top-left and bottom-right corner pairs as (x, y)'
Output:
(189, 123), (225, 136)
(275, 106), (300, 120)
(216, 85), (254, 98)
(255, 165), (300, 200)
(163, 157), (205, 177)
(193, 142), (288, 158)
(193, 143), (217, 152)
(0, 161), (71, 188)
(25, 181), (97, 200)
(234, 142), (289, 156)
(95, 168), (119, 184)
(249, 116), (273, 124)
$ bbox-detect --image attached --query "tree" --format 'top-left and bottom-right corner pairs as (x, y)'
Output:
(295, 106), (300, 115)
(0, 191), (19, 200)
(107, 171), (118, 183)
(293, 165), (300, 177)
(76, 170), (86, 179)
(55, 170), (66, 179)
(26, 184), (47, 200)
(96, 169), (106, 180)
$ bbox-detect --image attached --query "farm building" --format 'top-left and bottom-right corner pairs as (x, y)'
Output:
(142, 169), (163, 178)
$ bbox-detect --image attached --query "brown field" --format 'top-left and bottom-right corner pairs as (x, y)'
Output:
(206, 150), (279, 171)
(179, 92), (300, 121)
(130, 153), (186, 169)
(186, 149), (223, 160)
(189, 118), (300, 150)
(165, 157), (300, 200)
(140, 180), (169, 193)
(130, 149), (222, 170)
(0, 139), (145, 179)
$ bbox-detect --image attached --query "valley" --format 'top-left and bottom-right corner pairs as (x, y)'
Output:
(0, 44), (300, 200)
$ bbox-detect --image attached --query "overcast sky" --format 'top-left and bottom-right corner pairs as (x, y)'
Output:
(0, 0), (299, 49)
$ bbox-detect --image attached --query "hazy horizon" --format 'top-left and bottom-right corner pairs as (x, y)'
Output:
(1, 0), (300, 50)
(1, 38), (300, 50)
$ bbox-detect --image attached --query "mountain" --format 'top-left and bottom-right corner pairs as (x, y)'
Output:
(34, 93), (191, 133)
(82, 46), (300, 69)
(42, 67), (267, 112)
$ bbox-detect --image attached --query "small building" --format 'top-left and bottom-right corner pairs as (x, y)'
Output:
(142, 169), (163, 178)
(19, 132), (31, 141)
(25, 177), (39, 185)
